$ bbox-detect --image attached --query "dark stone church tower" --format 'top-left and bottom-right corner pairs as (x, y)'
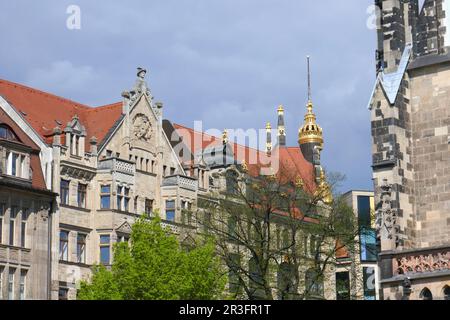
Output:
(369, 0), (450, 300)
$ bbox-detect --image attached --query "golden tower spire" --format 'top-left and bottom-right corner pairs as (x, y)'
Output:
(222, 129), (228, 145)
(298, 56), (323, 147)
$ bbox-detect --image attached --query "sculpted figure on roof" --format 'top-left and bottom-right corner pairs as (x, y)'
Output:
(132, 67), (151, 98)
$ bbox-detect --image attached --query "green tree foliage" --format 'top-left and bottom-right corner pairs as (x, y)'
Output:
(78, 217), (225, 300)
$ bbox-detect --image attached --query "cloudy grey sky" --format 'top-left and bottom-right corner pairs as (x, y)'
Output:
(0, 0), (376, 192)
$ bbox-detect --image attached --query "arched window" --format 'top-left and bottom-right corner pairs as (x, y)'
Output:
(305, 268), (324, 299)
(443, 285), (450, 300)
(420, 288), (433, 300)
(0, 125), (19, 142)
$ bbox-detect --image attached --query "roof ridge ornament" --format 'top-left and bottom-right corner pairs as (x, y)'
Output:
(298, 56), (323, 147)
(307, 55), (312, 103)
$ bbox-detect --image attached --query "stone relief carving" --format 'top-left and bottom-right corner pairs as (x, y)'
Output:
(133, 113), (152, 142)
(376, 179), (400, 247)
(395, 252), (450, 275)
(116, 221), (132, 235)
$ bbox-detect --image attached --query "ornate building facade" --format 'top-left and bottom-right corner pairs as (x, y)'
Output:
(369, 0), (450, 300)
(0, 103), (56, 300)
(0, 61), (335, 299)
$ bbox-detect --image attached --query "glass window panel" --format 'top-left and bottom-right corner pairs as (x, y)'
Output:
(166, 200), (175, 210)
(59, 231), (69, 261)
(8, 268), (15, 300)
(60, 180), (70, 205)
(101, 195), (110, 209)
(77, 234), (86, 264)
(58, 287), (68, 300)
(9, 219), (14, 246)
(19, 270), (27, 300)
(363, 267), (376, 300)
(100, 246), (110, 265)
(11, 153), (18, 176)
(336, 272), (350, 300)
(77, 184), (87, 208)
(357, 196), (371, 227)
(166, 210), (175, 222)
(21, 221), (26, 248)
(360, 227), (377, 262)
(100, 235), (110, 244)
(117, 196), (123, 211)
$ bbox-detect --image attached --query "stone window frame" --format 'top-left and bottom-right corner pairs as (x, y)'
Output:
(76, 233), (87, 264)
(116, 185), (131, 212)
(0, 124), (19, 141)
(20, 208), (29, 248)
(9, 206), (18, 246)
(165, 199), (176, 222)
(19, 269), (27, 300)
(180, 199), (193, 226)
(59, 230), (70, 262)
(144, 198), (153, 217)
(8, 267), (15, 300)
(58, 286), (69, 301)
(5, 151), (28, 179)
(100, 184), (111, 210)
(77, 183), (88, 209)
(99, 234), (111, 265)
(60, 179), (70, 206)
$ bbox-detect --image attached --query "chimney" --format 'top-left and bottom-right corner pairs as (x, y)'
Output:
(122, 91), (131, 115)
(52, 127), (62, 146)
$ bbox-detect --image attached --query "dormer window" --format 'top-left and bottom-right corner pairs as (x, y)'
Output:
(0, 125), (19, 141)
(64, 115), (86, 157)
(1, 125), (31, 180)
(6, 152), (28, 179)
(74, 136), (80, 156)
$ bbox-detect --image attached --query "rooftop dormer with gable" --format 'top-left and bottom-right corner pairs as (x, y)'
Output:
(0, 110), (48, 191)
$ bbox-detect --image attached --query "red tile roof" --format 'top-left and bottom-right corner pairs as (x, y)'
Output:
(0, 79), (123, 149)
(0, 78), (317, 194)
(172, 123), (317, 193)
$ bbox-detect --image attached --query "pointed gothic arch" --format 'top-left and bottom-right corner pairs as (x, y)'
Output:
(419, 287), (433, 300)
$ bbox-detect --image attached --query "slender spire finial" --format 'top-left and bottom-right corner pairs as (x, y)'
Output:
(307, 55), (312, 102)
